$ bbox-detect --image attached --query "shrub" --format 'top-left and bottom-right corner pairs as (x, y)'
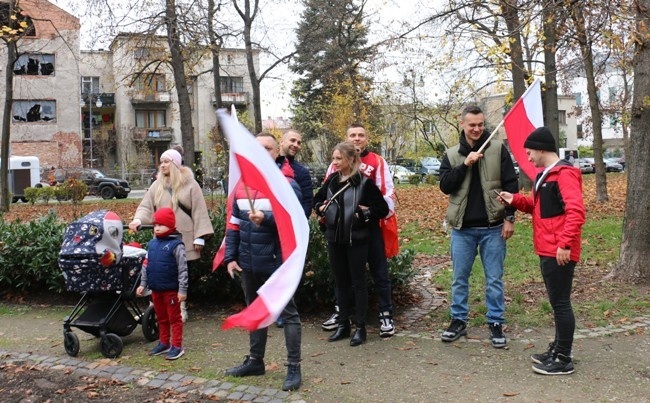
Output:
(423, 174), (438, 185)
(23, 187), (39, 205)
(408, 175), (422, 185)
(39, 186), (56, 205)
(54, 185), (69, 202)
(63, 179), (88, 204)
(0, 211), (67, 293)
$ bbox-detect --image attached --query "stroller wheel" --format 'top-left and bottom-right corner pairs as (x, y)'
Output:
(64, 331), (80, 357)
(142, 304), (159, 342)
(100, 333), (123, 358)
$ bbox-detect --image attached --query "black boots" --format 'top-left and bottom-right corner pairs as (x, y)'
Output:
(328, 321), (351, 342)
(350, 327), (366, 347)
(282, 363), (302, 391)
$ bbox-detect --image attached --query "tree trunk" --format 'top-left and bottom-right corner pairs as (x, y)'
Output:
(612, 0), (650, 284)
(166, 0), (195, 168)
(208, 0), (223, 109)
(501, 0), (533, 189)
(570, 2), (608, 202)
(234, 0), (262, 134)
(542, 0), (560, 145)
(1, 2), (17, 213)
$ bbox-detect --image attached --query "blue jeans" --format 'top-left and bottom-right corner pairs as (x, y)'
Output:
(450, 226), (506, 324)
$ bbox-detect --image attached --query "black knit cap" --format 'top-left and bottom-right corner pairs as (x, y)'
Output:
(524, 127), (556, 152)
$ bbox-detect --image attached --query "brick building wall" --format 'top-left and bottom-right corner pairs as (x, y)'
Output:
(7, 132), (82, 169)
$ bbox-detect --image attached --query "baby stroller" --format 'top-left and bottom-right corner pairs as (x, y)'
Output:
(59, 210), (158, 358)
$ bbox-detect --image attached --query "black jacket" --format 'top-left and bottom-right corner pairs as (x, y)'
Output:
(313, 171), (388, 245)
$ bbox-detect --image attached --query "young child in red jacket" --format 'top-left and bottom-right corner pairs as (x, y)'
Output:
(498, 127), (585, 376)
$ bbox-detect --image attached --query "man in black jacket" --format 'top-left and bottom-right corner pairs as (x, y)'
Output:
(438, 105), (519, 348)
(277, 129), (313, 218)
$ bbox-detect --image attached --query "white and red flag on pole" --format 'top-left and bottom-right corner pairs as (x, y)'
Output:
(215, 109), (309, 331)
(212, 105), (240, 271)
(503, 78), (544, 180)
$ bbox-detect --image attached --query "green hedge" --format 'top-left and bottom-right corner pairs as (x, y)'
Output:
(0, 207), (416, 309)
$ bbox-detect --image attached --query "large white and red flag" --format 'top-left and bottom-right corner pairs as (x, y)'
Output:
(215, 109), (309, 331)
(212, 105), (240, 271)
(503, 78), (544, 180)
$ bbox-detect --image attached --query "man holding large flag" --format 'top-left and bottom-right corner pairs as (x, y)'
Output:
(218, 115), (308, 391)
(439, 105), (519, 348)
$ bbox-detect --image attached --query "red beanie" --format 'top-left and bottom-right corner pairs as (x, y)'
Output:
(153, 207), (176, 230)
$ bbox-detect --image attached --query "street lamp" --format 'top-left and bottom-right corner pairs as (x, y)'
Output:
(81, 94), (102, 168)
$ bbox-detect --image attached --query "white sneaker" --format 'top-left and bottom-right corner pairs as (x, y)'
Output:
(379, 311), (395, 337)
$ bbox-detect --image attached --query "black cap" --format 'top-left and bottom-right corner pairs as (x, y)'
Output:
(524, 127), (556, 152)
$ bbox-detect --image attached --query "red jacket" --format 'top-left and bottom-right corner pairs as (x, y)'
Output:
(511, 160), (585, 262)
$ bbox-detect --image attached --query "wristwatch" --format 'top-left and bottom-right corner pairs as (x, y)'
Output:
(504, 215), (516, 223)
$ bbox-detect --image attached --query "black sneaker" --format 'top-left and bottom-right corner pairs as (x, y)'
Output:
(488, 322), (507, 348)
(282, 363), (301, 391)
(441, 319), (467, 342)
(531, 342), (555, 365)
(321, 306), (339, 331)
(225, 355), (265, 377)
(532, 353), (575, 375)
(379, 311), (395, 337)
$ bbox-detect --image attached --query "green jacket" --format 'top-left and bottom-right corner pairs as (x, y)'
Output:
(445, 140), (506, 229)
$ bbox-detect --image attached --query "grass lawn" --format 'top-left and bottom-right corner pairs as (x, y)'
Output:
(396, 172), (650, 331)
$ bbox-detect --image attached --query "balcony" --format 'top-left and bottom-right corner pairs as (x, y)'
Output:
(129, 90), (172, 105)
(133, 127), (173, 142)
(212, 92), (249, 107)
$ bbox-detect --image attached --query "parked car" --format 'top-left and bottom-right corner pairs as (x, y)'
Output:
(603, 158), (624, 172)
(419, 157), (441, 176)
(578, 158), (595, 174)
(395, 157), (417, 172)
(609, 156), (625, 170)
(389, 165), (417, 184)
(583, 158), (623, 173)
(54, 168), (131, 199)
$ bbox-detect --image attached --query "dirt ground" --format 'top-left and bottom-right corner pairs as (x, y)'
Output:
(0, 361), (222, 402)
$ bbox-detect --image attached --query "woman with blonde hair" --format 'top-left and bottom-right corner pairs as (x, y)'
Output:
(313, 141), (388, 346)
(129, 148), (214, 321)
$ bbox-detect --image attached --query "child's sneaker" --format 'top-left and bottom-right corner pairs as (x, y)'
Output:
(148, 343), (170, 356)
(165, 346), (185, 360)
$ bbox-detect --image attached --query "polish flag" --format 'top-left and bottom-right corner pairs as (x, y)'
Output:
(212, 105), (240, 271)
(503, 79), (544, 180)
(216, 109), (310, 331)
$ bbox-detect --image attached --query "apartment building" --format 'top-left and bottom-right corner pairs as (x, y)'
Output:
(0, 0), (82, 169)
(1, 0), (257, 175)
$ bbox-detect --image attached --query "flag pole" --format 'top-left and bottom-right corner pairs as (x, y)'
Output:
(244, 185), (256, 214)
(476, 118), (505, 154)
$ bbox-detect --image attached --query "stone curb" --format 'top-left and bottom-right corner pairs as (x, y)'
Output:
(0, 349), (305, 403)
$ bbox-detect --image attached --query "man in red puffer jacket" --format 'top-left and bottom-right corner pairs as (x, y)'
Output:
(498, 127), (585, 376)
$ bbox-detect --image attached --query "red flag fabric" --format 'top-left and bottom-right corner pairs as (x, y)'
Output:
(503, 79), (544, 180)
(215, 109), (310, 331)
(212, 105), (240, 272)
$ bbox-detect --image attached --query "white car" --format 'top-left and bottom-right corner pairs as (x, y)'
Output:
(390, 165), (417, 184)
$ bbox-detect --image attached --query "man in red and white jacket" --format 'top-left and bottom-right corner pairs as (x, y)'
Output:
(321, 123), (396, 338)
(499, 127), (585, 376)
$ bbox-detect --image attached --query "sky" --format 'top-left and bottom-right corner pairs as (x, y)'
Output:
(52, 0), (440, 120)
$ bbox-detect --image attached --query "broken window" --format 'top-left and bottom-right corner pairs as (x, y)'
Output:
(13, 54), (54, 75)
(12, 100), (56, 123)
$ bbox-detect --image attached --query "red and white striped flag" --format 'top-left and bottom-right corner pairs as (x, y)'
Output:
(216, 109), (310, 331)
(212, 105), (240, 271)
(503, 79), (544, 180)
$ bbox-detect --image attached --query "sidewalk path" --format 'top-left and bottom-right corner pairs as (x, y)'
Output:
(1, 302), (649, 402)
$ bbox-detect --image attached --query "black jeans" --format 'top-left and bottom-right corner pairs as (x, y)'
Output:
(240, 270), (301, 364)
(328, 242), (369, 327)
(540, 256), (576, 356)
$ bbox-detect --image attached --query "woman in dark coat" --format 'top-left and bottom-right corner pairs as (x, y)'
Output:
(313, 141), (389, 346)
